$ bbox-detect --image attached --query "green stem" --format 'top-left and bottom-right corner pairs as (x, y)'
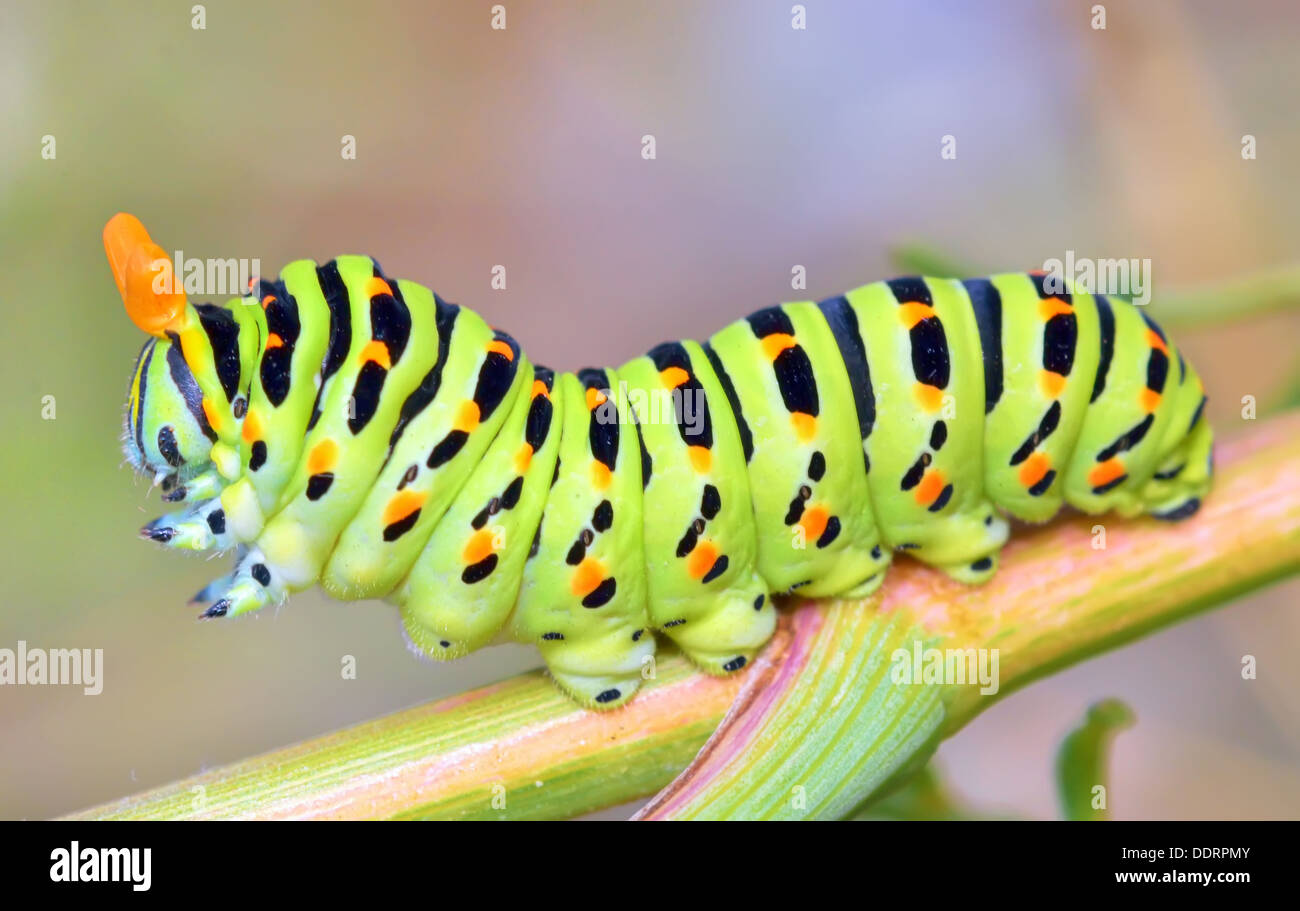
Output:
(66, 413), (1300, 820)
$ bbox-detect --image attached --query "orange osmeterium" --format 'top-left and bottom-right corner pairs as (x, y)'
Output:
(103, 213), (188, 337)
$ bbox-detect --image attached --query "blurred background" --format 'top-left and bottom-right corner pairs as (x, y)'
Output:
(1, 0), (1297, 819)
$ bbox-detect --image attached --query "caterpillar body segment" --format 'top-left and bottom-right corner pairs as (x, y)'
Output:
(843, 278), (1010, 583)
(397, 361), (558, 660)
(509, 369), (655, 707)
(238, 259), (334, 519)
(973, 274), (1098, 524)
(109, 214), (1214, 709)
(616, 343), (775, 675)
(706, 301), (893, 599)
(325, 286), (526, 600)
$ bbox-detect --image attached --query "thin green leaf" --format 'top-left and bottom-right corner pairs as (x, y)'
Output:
(1056, 699), (1136, 821)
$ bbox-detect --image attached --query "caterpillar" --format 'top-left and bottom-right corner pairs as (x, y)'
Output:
(108, 213), (1214, 709)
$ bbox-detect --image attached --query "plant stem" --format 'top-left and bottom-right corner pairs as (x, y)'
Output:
(68, 412), (1300, 820)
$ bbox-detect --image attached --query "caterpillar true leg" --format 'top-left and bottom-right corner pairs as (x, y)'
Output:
(139, 496), (233, 552)
(195, 547), (286, 619)
(107, 213), (1214, 710)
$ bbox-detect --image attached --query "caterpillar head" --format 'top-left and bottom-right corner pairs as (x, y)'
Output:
(107, 213), (216, 484)
(123, 335), (215, 482)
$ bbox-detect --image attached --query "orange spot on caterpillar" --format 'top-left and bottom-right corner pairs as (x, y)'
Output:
(1146, 330), (1169, 356)
(485, 339), (514, 361)
(358, 339), (391, 369)
(382, 488), (427, 526)
(570, 558), (605, 597)
(660, 366), (690, 388)
(914, 383), (945, 413)
(514, 443), (534, 474)
(201, 397), (222, 433)
(260, 294), (275, 309)
(530, 380), (549, 399)
(790, 412), (817, 442)
(240, 409), (264, 444)
(461, 527), (496, 565)
(307, 439), (338, 474)
(799, 506), (829, 542)
(1040, 370), (1066, 399)
(898, 302), (936, 329)
(454, 401), (481, 433)
(1089, 458), (1125, 488)
(366, 276), (394, 299)
(914, 470), (946, 506)
(1018, 452), (1051, 488)
(1038, 297), (1074, 320)
(265, 333), (284, 350)
(585, 387), (607, 410)
(1139, 388), (1162, 413)
(590, 460), (612, 490)
(688, 445), (712, 473)
(687, 541), (719, 580)
(760, 333), (796, 361)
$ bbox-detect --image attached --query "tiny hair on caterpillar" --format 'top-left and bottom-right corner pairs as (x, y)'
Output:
(109, 213), (1213, 709)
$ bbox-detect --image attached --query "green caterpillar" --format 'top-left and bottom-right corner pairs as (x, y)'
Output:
(108, 213), (1214, 709)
